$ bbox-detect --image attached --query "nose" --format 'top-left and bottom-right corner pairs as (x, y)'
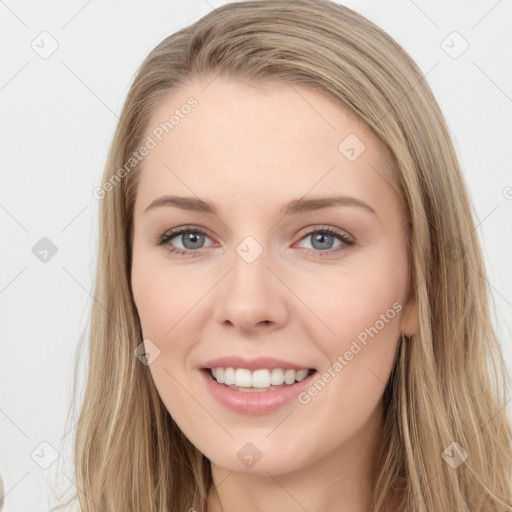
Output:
(214, 244), (289, 334)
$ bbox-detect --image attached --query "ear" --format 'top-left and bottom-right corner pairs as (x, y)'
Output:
(401, 296), (419, 336)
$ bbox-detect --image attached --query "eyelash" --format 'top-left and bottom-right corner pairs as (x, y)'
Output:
(155, 225), (355, 258)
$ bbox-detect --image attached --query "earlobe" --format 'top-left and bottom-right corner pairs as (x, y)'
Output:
(401, 298), (420, 337)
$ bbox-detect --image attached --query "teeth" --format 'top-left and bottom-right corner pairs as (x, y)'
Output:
(270, 368), (285, 386)
(296, 369), (309, 381)
(210, 367), (311, 388)
(284, 369), (296, 385)
(224, 367), (235, 385)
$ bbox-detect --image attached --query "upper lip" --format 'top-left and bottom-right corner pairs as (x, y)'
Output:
(201, 356), (315, 372)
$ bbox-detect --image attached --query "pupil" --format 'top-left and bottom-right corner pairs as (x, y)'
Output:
(183, 232), (204, 249)
(312, 233), (333, 250)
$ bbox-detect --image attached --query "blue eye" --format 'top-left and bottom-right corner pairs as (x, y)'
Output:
(156, 227), (213, 257)
(297, 227), (353, 255)
(156, 225), (354, 257)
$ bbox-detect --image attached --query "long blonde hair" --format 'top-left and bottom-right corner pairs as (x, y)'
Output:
(56, 1), (512, 510)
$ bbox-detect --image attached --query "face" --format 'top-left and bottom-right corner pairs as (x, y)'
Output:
(130, 77), (418, 476)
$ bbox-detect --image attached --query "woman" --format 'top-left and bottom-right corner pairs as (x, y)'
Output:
(62, 0), (512, 510)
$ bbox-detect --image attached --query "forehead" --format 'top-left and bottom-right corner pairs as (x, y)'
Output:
(134, 77), (399, 215)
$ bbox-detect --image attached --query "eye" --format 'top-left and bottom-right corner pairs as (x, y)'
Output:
(155, 225), (355, 257)
(155, 226), (214, 257)
(295, 226), (354, 257)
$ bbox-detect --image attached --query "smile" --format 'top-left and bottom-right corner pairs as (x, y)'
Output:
(199, 366), (318, 415)
(209, 367), (314, 391)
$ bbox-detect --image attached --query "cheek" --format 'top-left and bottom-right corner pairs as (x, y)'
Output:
(131, 254), (200, 339)
(310, 247), (407, 379)
(131, 256), (199, 417)
(313, 250), (406, 333)
(131, 267), (170, 338)
(296, 261), (406, 442)
(335, 271), (403, 339)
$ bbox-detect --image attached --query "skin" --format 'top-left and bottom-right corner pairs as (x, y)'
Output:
(131, 77), (419, 512)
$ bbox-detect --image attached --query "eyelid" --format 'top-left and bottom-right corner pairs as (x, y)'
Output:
(295, 224), (354, 242)
(154, 225), (215, 247)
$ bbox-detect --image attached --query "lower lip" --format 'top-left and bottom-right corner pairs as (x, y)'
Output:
(199, 369), (316, 415)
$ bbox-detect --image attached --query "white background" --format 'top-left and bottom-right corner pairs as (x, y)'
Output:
(1, 0), (511, 510)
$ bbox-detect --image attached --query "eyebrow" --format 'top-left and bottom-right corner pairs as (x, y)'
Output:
(143, 194), (377, 216)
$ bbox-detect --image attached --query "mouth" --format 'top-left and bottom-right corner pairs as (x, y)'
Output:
(201, 367), (317, 392)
